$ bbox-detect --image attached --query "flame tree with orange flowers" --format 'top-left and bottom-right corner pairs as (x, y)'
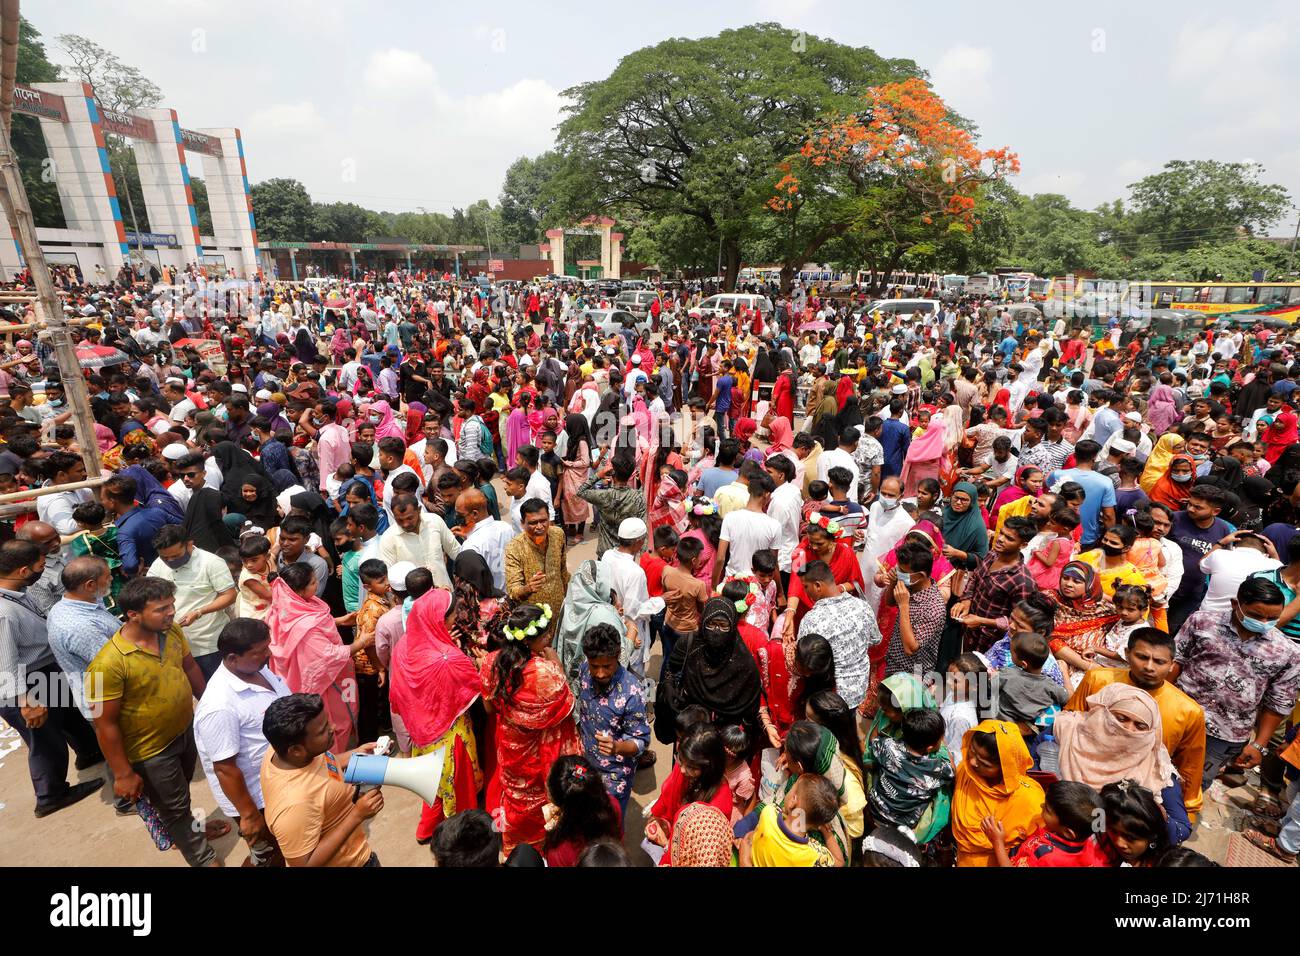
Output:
(762, 78), (1019, 292)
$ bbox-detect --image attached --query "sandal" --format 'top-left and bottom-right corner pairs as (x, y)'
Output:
(204, 819), (233, 840)
(1243, 828), (1297, 864)
(1250, 793), (1286, 819)
(1249, 816), (1282, 838)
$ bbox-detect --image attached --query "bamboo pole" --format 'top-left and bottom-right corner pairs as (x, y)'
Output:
(0, 62), (102, 478)
(0, 475), (105, 504)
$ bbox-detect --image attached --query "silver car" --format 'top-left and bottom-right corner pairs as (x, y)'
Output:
(579, 308), (651, 338)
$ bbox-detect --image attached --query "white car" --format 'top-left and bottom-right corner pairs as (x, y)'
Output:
(689, 293), (774, 320)
(854, 298), (941, 319)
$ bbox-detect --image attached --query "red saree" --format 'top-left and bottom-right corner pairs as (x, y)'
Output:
(481, 653), (580, 852)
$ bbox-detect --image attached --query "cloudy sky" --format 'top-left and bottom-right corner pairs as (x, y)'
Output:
(25, 0), (1300, 231)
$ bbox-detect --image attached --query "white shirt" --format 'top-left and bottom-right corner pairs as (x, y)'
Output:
(38, 487), (94, 537)
(378, 511), (460, 589)
(719, 508), (781, 577)
(193, 664), (290, 817)
(204, 456), (223, 491)
(599, 548), (655, 667)
(169, 396), (196, 424)
(511, 470), (556, 531)
(767, 481), (804, 573)
(146, 548), (236, 657)
(816, 447), (860, 502)
(167, 480), (191, 511)
(462, 517), (516, 594)
(1199, 548), (1281, 614)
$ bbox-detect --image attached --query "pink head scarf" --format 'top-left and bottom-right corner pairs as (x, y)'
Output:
(766, 416), (794, 456)
(388, 589), (480, 747)
(365, 400), (406, 441)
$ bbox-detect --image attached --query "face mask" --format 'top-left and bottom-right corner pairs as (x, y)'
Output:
(879, 495), (900, 510)
(47, 399), (62, 408)
(1237, 610), (1277, 634)
(369, 415), (381, 425)
(702, 624), (731, 655)
(1171, 472), (1192, 483)
(1101, 543), (1128, 557)
(163, 553), (191, 570)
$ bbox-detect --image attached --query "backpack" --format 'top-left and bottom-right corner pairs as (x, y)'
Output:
(471, 416), (495, 457)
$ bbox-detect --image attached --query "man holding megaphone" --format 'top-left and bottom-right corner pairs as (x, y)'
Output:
(260, 693), (385, 867)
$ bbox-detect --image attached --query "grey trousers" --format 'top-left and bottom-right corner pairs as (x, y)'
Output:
(134, 728), (215, 867)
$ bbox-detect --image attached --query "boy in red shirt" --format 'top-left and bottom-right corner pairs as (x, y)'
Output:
(642, 525), (678, 657)
(983, 780), (1111, 867)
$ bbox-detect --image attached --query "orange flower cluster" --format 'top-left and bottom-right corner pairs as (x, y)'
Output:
(773, 78), (1018, 230)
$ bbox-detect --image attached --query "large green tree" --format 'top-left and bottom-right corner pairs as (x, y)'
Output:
(1126, 160), (1292, 253)
(57, 34), (164, 240)
(308, 201), (384, 243)
(548, 23), (921, 289)
(12, 18), (64, 228)
(249, 178), (312, 241)
(499, 152), (562, 247)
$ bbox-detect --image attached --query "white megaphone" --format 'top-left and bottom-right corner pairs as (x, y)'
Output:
(343, 747), (445, 804)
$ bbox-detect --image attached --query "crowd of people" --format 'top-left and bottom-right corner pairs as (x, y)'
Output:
(0, 261), (1298, 869)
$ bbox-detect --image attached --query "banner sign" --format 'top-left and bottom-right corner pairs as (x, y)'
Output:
(126, 231), (179, 248)
(99, 107), (155, 141)
(12, 85), (68, 123)
(180, 128), (223, 156)
(489, 259), (505, 272)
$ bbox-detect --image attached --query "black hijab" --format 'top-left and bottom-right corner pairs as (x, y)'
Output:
(454, 549), (499, 598)
(213, 440), (269, 509)
(238, 474), (281, 530)
(681, 598), (762, 727)
(183, 486), (237, 553)
(289, 491), (338, 564)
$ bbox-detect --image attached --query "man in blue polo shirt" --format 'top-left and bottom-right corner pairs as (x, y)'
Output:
(1048, 439), (1116, 550)
(102, 474), (173, 576)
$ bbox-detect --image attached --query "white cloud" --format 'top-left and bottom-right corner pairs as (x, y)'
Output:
(362, 48), (438, 95)
(931, 45), (993, 103)
(244, 101), (327, 137)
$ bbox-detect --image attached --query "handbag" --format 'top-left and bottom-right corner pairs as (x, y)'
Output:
(653, 631), (694, 745)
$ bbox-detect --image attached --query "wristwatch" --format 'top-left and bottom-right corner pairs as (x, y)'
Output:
(1246, 741), (1269, 755)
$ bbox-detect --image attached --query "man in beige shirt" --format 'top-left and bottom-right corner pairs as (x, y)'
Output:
(377, 493), (460, 589)
(504, 498), (570, 640)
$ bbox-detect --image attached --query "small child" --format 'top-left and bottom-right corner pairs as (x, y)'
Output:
(1026, 505), (1079, 592)
(237, 534), (273, 621)
(326, 460), (355, 501)
(1125, 509), (1167, 602)
(1095, 584), (1152, 668)
(980, 631), (1070, 732)
(941, 653), (985, 767)
(983, 780), (1110, 867)
(1099, 780), (1176, 866)
(352, 558), (392, 684)
(867, 708), (956, 830)
(720, 723), (756, 824)
(803, 480), (832, 525)
(747, 774), (845, 867)
(747, 549), (780, 633)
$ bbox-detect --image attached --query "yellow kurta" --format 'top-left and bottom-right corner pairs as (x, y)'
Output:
(504, 526), (570, 636)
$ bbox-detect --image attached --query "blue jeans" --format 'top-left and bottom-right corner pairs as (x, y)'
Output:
(1276, 779), (1300, 854)
(1202, 735), (1246, 789)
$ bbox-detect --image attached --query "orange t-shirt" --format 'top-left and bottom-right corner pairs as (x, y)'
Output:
(261, 750), (371, 867)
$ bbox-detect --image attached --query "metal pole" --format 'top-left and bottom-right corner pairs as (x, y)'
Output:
(1288, 208), (1300, 274)
(0, 113), (102, 477)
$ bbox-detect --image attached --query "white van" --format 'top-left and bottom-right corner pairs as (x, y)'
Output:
(854, 298), (941, 320)
(964, 273), (1000, 297)
(690, 293), (774, 319)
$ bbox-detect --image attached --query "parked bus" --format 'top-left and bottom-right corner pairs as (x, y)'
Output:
(965, 272), (1000, 296)
(1125, 281), (1300, 321)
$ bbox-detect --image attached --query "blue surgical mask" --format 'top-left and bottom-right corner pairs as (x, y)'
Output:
(1237, 610), (1277, 634)
(163, 553), (191, 570)
(1171, 472), (1192, 483)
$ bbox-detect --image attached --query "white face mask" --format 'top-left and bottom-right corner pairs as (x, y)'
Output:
(879, 494), (900, 510)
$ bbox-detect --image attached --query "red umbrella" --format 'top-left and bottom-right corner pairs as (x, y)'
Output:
(74, 343), (129, 368)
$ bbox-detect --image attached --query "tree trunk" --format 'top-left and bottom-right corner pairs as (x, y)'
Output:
(721, 238), (741, 292)
(780, 263), (796, 294)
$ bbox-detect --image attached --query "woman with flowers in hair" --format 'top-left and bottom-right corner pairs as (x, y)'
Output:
(781, 514), (866, 640)
(481, 602), (580, 853)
